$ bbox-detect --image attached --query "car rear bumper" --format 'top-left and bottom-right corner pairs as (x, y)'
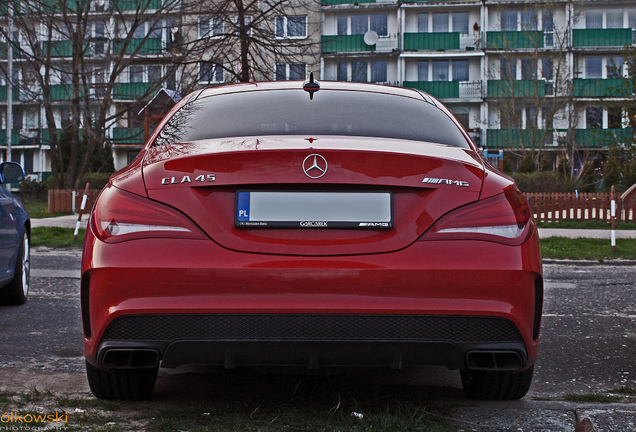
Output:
(82, 228), (542, 371)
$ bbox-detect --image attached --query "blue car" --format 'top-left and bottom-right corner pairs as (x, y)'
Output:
(0, 162), (30, 305)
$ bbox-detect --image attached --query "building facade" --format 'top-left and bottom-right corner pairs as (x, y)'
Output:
(1, 0), (634, 178)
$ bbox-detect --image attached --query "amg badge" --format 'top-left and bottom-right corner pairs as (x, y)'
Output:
(422, 177), (469, 187)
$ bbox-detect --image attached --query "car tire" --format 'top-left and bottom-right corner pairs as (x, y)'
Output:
(460, 366), (534, 400)
(0, 229), (30, 306)
(86, 361), (158, 400)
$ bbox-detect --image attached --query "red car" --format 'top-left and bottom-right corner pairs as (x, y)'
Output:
(82, 80), (542, 401)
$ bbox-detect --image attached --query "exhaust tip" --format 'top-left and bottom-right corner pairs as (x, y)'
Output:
(466, 350), (523, 371)
(102, 349), (159, 369)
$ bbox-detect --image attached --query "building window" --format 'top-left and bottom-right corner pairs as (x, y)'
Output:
(521, 10), (538, 31)
(338, 14), (387, 36)
(432, 60), (449, 81)
(130, 65), (144, 83)
(586, 107), (603, 129)
(432, 13), (449, 32)
(275, 16), (307, 38)
(586, 10), (603, 29)
(275, 63), (305, 80)
(501, 10), (517, 31)
(417, 61), (428, 81)
(200, 17), (224, 38)
(606, 10), (624, 29)
(500, 58), (517, 80)
(199, 61), (224, 83)
(521, 59), (537, 80)
(585, 57), (603, 79)
(417, 14), (428, 33)
(337, 61), (387, 83)
(452, 12), (469, 35)
(452, 60), (469, 81)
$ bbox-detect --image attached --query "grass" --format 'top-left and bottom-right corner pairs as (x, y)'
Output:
(22, 198), (72, 219)
(31, 227), (85, 248)
(540, 237), (636, 260)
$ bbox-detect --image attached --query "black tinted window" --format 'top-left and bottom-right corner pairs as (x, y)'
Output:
(155, 89), (469, 148)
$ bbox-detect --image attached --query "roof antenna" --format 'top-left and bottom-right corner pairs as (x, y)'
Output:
(303, 72), (320, 100)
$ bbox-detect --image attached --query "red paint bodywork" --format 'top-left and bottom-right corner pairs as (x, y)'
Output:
(82, 82), (542, 371)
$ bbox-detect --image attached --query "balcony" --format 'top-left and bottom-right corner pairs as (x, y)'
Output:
(486, 31), (544, 50)
(49, 85), (74, 101)
(42, 40), (74, 58)
(114, 38), (163, 55)
(112, 127), (145, 144)
(487, 129), (556, 149)
(322, 34), (398, 53)
(575, 128), (633, 147)
(488, 80), (546, 98)
(112, 0), (163, 10)
(403, 81), (482, 99)
(572, 29), (632, 48)
(573, 79), (632, 98)
(404, 32), (480, 51)
(113, 82), (154, 100)
(0, 86), (19, 102)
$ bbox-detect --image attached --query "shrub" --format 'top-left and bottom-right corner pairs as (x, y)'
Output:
(513, 171), (580, 193)
(19, 178), (48, 201)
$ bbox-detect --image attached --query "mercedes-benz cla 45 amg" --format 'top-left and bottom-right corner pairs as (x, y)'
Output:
(82, 81), (542, 400)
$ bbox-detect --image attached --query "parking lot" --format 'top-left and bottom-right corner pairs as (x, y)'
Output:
(0, 247), (634, 431)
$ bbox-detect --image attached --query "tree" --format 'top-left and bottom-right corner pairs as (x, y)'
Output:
(487, 2), (575, 172)
(180, 0), (321, 83)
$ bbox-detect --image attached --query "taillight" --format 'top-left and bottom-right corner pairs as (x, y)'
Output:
(92, 185), (206, 243)
(421, 187), (533, 245)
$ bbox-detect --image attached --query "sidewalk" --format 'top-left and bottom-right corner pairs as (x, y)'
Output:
(30, 214), (89, 229)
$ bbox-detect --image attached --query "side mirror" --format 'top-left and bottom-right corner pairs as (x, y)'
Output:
(0, 162), (26, 184)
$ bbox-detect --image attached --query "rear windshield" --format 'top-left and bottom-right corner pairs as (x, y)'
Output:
(154, 88), (470, 148)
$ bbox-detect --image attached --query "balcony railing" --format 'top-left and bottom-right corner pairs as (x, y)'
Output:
(572, 29), (632, 48)
(114, 37), (163, 55)
(112, 0), (163, 10)
(112, 127), (145, 144)
(575, 128), (633, 147)
(487, 129), (556, 149)
(404, 32), (480, 51)
(322, 0), (397, 4)
(486, 31), (544, 49)
(322, 34), (398, 53)
(488, 80), (546, 98)
(403, 81), (482, 99)
(0, 86), (19, 102)
(113, 82), (154, 99)
(573, 79), (632, 98)
(49, 85), (73, 101)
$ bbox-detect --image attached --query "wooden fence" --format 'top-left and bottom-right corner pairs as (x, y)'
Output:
(48, 189), (101, 214)
(524, 192), (636, 223)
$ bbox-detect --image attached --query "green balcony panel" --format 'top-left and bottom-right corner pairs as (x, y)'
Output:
(0, 86), (19, 102)
(113, 82), (153, 99)
(114, 38), (163, 55)
(113, 0), (163, 10)
(403, 81), (459, 99)
(322, 35), (375, 53)
(488, 80), (546, 98)
(573, 29), (632, 48)
(113, 127), (145, 144)
(573, 79), (632, 98)
(575, 128), (633, 147)
(49, 85), (74, 101)
(487, 31), (544, 49)
(404, 33), (460, 51)
(42, 40), (75, 58)
(487, 129), (554, 149)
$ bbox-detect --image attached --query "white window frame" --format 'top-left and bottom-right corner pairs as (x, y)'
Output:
(275, 16), (307, 39)
(276, 63), (306, 80)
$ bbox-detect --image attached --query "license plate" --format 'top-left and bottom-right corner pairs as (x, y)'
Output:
(235, 191), (393, 228)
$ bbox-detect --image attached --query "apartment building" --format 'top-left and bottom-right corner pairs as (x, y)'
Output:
(320, 0), (636, 169)
(1, 0), (634, 178)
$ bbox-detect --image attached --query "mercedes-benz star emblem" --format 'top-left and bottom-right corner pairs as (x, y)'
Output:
(302, 154), (328, 179)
